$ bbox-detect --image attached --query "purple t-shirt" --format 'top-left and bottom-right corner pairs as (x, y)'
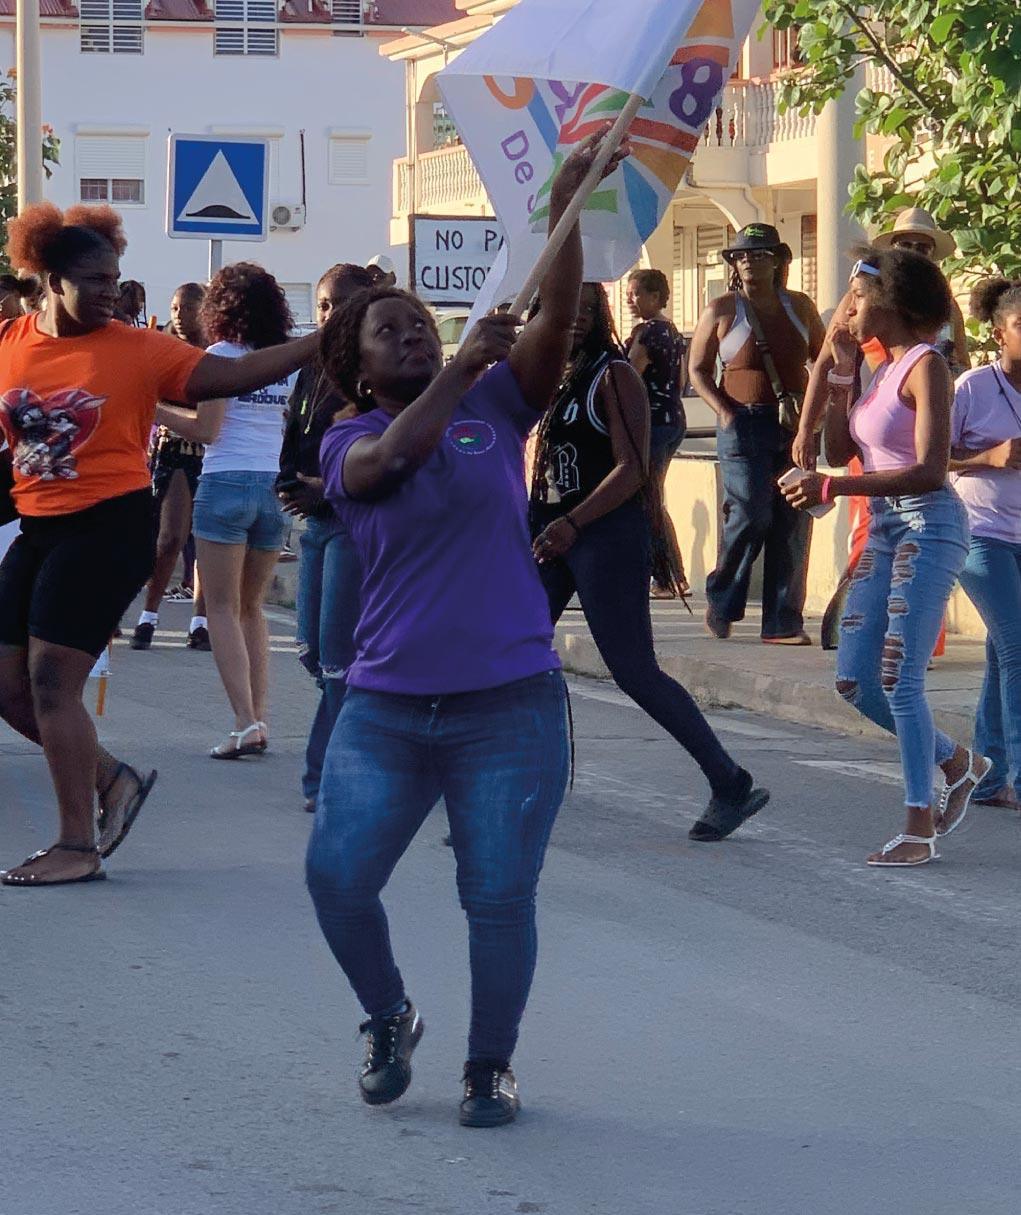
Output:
(951, 365), (1021, 543)
(319, 360), (559, 695)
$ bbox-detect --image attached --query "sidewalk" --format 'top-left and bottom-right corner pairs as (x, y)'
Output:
(555, 594), (986, 744)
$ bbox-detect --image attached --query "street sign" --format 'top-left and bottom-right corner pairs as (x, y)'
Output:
(166, 134), (269, 242)
(411, 215), (505, 307)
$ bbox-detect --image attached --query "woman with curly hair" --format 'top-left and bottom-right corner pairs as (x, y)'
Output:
(530, 282), (768, 843)
(949, 278), (1021, 809)
(157, 262), (297, 760)
(0, 204), (317, 886)
(306, 132), (622, 1128)
(782, 247), (986, 867)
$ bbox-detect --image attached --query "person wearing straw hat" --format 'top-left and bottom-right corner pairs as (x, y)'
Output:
(689, 222), (825, 645)
(873, 208), (969, 374)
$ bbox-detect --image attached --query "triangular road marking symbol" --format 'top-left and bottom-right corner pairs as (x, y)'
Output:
(177, 150), (257, 224)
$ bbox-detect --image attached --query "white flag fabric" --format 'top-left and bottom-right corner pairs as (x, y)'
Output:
(438, 0), (759, 316)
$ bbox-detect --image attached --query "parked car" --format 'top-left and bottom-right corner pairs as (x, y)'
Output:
(433, 309), (470, 363)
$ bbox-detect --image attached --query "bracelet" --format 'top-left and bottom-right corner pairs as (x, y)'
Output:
(820, 476), (834, 503)
(564, 513), (582, 537)
(827, 369), (856, 387)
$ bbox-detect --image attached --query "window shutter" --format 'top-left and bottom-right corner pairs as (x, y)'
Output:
(76, 136), (147, 181)
(281, 283), (312, 326)
(329, 137), (369, 185)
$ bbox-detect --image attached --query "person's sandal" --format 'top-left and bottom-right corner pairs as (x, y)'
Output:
(689, 773), (770, 842)
(936, 750), (992, 837)
(97, 764), (158, 858)
(866, 833), (938, 867)
(1, 843), (106, 886)
(210, 722), (268, 760)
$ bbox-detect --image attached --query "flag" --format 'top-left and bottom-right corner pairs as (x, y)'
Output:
(438, 0), (760, 312)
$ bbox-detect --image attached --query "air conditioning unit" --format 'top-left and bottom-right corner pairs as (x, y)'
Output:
(270, 202), (306, 231)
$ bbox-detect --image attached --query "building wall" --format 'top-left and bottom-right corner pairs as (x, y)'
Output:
(0, 23), (407, 322)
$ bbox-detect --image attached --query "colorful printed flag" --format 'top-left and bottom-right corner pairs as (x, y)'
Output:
(438, 0), (759, 307)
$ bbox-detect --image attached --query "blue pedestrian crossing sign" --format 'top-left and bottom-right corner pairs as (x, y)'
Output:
(166, 134), (269, 241)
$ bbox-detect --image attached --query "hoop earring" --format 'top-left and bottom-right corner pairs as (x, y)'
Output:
(357, 380), (373, 401)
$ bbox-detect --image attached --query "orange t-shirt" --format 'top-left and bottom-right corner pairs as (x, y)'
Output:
(0, 315), (205, 517)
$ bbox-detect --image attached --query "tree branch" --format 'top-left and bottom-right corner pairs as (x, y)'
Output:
(833, 1), (935, 114)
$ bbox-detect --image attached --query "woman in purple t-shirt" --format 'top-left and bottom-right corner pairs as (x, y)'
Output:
(951, 279), (1021, 809)
(306, 132), (627, 1129)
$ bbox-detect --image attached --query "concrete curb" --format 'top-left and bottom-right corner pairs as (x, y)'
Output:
(555, 625), (975, 744)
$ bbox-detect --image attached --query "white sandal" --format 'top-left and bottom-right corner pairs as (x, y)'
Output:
(210, 721), (268, 760)
(866, 833), (939, 868)
(936, 750), (992, 837)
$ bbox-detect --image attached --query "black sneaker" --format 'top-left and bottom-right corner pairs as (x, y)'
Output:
(689, 769), (770, 842)
(186, 626), (212, 651)
(130, 622), (155, 650)
(357, 1002), (423, 1106)
(459, 1060), (520, 1128)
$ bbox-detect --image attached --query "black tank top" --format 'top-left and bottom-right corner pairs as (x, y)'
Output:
(543, 353), (627, 510)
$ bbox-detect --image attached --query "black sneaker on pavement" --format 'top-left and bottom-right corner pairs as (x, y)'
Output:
(186, 625), (212, 651)
(459, 1060), (520, 1128)
(130, 622), (154, 651)
(357, 1002), (423, 1106)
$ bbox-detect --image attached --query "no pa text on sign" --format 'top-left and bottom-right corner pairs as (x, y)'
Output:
(411, 216), (505, 307)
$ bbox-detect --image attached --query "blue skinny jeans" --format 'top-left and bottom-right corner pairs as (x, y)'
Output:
(296, 516), (360, 800)
(959, 535), (1021, 799)
(306, 670), (569, 1063)
(836, 489), (969, 807)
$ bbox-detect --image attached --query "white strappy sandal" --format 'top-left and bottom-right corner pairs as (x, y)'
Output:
(866, 833), (939, 868)
(210, 721), (268, 760)
(936, 750), (992, 837)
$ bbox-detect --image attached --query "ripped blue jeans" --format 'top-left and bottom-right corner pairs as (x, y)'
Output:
(836, 489), (969, 807)
(297, 516), (361, 800)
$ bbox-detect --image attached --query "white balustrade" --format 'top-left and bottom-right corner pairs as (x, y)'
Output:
(700, 80), (819, 150)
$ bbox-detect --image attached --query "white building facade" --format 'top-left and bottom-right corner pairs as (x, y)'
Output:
(0, 0), (458, 323)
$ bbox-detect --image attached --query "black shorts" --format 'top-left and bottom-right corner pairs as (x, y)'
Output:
(152, 449), (203, 503)
(0, 489), (156, 658)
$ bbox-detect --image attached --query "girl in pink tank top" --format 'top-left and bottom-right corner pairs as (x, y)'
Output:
(781, 247), (984, 870)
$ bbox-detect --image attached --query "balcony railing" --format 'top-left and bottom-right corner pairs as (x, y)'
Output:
(395, 143), (487, 216)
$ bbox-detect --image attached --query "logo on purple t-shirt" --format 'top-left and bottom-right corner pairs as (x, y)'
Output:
(446, 419), (496, 455)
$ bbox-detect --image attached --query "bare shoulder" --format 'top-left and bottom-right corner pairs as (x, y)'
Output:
(788, 290), (821, 321)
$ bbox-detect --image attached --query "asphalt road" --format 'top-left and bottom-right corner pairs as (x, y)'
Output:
(3, 605), (1020, 1215)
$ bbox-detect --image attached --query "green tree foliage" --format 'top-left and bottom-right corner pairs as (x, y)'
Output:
(762, 1), (1021, 282)
(0, 69), (61, 271)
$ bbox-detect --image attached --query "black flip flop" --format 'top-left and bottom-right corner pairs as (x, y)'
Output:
(689, 780), (770, 842)
(1, 843), (107, 887)
(98, 765), (158, 859)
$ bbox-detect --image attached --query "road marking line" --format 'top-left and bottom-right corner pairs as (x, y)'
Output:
(795, 759), (904, 785)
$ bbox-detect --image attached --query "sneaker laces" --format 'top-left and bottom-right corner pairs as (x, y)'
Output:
(359, 1014), (400, 1069)
(463, 1061), (504, 1099)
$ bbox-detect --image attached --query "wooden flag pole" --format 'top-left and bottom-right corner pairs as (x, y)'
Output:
(510, 90), (645, 318)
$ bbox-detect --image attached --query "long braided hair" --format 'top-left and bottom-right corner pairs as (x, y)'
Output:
(529, 283), (685, 596)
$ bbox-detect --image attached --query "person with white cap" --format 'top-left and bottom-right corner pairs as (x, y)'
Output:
(366, 254), (397, 289)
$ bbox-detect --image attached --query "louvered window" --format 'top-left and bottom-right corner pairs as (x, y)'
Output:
(215, 0), (279, 57)
(332, 0), (362, 22)
(80, 0), (144, 54)
(76, 135), (147, 205)
(281, 283), (312, 327)
(328, 135), (370, 185)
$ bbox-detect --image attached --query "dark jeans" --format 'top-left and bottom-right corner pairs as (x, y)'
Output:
(537, 498), (742, 796)
(707, 405), (811, 637)
(306, 670), (569, 1063)
(650, 421), (686, 589)
(297, 516), (361, 800)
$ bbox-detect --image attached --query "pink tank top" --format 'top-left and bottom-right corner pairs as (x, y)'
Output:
(849, 344), (935, 472)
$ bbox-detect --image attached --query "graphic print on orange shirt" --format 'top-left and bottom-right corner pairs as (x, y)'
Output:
(0, 387), (106, 481)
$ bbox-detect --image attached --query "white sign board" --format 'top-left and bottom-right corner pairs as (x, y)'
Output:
(411, 216), (505, 307)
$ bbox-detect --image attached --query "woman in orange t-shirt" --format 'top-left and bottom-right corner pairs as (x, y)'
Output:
(0, 203), (319, 887)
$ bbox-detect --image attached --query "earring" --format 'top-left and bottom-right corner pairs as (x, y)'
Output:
(357, 380), (373, 400)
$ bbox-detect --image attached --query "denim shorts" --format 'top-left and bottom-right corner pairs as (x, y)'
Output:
(193, 470), (286, 551)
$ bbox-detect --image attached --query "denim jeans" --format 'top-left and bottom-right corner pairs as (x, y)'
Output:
(193, 471), (286, 550)
(707, 405), (811, 637)
(836, 489), (969, 807)
(959, 535), (1021, 799)
(537, 498), (743, 797)
(306, 670), (569, 1063)
(297, 516), (361, 800)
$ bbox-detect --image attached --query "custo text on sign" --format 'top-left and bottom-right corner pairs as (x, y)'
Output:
(411, 216), (505, 307)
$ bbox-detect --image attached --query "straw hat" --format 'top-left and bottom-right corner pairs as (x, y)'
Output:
(873, 208), (956, 260)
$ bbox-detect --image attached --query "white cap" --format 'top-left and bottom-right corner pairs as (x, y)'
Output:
(367, 254), (396, 275)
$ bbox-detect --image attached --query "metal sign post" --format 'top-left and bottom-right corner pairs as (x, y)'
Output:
(208, 239), (223, 279)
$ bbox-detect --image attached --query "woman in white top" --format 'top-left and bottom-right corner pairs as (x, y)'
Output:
(158, 263), (297, 758)
(951, 279), (1021, 808)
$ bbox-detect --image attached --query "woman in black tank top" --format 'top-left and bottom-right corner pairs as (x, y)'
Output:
(529, 283), (769, 841)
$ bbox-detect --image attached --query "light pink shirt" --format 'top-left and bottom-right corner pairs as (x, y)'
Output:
(951, 364), (1021, 543)
(849, 344), (935, 472)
